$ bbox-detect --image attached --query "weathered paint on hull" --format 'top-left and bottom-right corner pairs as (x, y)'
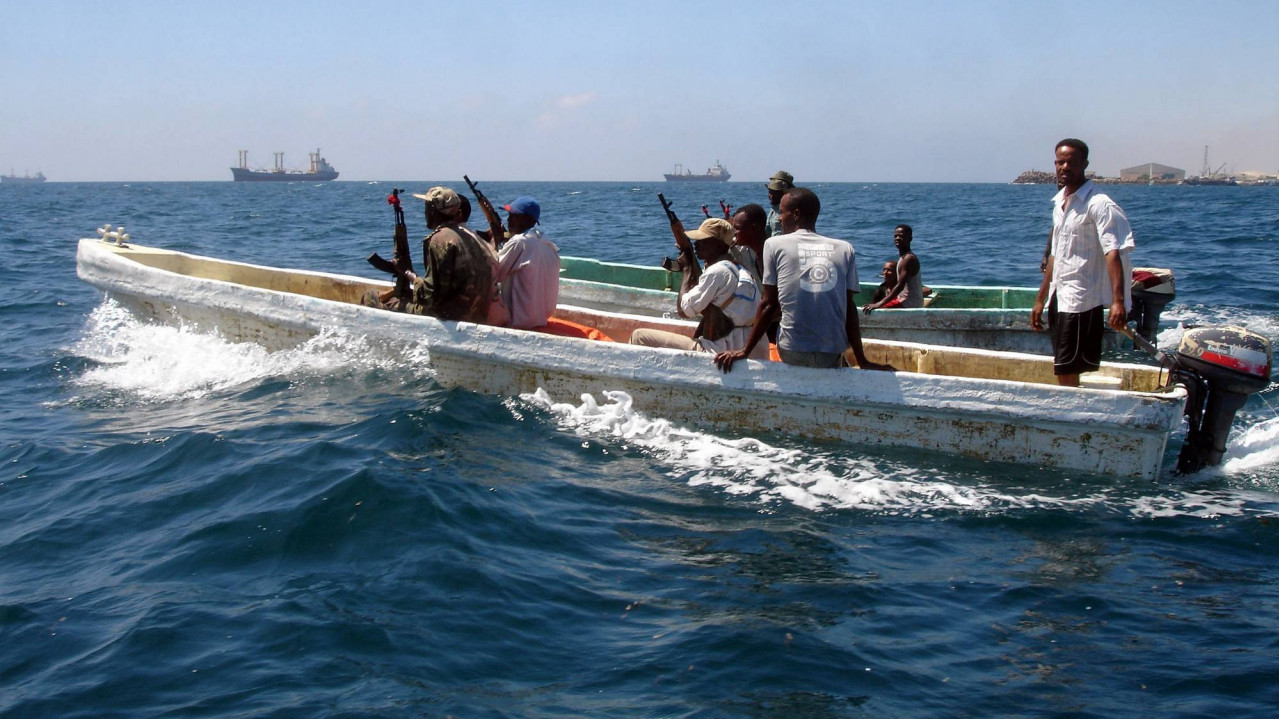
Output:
(426, 339), (1176, 479)
(76, 239), (1185, 478)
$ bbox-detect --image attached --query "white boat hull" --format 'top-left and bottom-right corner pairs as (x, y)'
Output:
(76, 239), (1186, 479)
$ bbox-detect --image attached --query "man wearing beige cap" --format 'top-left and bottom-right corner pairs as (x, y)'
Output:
(402, 186), (494, 323)
(766, 170), (794, 237)
(630, 216), (765, 357)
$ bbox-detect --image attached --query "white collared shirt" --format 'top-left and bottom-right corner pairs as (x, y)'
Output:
(679, 259), (761, 354)
(496, 227), (560, 330)
(1049, 180), (1135, 313)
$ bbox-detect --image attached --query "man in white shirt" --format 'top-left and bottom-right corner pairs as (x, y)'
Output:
(630, 217), (766, 357)
(496, 196), (560, 330)
(1031, 138), (1135, 386)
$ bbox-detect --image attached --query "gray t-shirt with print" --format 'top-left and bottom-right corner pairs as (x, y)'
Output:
(763, 229), (859, 354)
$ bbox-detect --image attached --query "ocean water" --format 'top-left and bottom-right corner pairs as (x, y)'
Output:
(2, 180), (1278, 718)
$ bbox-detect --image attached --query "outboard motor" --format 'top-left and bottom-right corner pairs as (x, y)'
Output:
(1130, 267), (1175, 345)
(1170, 326), (1272, 473)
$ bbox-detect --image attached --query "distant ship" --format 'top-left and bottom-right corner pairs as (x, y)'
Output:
(1, 170), (46, 184)
(1180, 175), (1237, 186)
(1179, 145), (1237, 186)
(231, 149), (339, 182)
(664, 161), (731, 183)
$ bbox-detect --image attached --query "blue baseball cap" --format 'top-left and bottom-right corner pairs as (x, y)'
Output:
(503, 196), (540, 222)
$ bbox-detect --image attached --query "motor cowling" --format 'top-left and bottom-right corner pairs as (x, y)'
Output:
(1173, 326), (1273, 473)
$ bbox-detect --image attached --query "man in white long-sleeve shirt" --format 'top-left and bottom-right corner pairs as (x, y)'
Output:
(495, 196), (560, 330)
(630, 218), (766, 358)
(1031, 138), (1135, 386)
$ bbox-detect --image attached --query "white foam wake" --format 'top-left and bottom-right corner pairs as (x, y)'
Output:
(519, 388), (1276, 518)
(1159, 305), (1279, 349)
(521, 388), (1073, 514)
(1221, 417), (1279, 474)
(70, 300), (430, 402)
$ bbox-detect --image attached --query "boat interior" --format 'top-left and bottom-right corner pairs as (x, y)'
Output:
(102, 242), (1172, 394)
(558, 256), (1039, 309)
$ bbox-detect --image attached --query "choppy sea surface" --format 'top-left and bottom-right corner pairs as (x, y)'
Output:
(2, 180), (1278, 718)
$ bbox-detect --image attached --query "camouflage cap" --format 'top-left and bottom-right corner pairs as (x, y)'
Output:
(685, 217), (735, 246)
(412, 186), (462, 216)
(766, 170), (794, 191)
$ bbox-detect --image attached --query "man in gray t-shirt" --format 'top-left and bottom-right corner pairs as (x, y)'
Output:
(766, 228), (857, 356)
(715, 187), (893, 372)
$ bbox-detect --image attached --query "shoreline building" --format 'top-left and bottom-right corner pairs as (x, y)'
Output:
(1120, 162), (1185, 182)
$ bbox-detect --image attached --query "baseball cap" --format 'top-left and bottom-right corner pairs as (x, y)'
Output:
(685, 218), (734, 245)
(504, 196), (540, 222)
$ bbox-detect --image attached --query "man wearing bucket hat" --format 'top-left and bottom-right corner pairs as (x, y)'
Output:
(630, 216), (765, 358)
(494, 196), (561, 330)
(402, 186), (494, 323)
(765, 170), (794, 237)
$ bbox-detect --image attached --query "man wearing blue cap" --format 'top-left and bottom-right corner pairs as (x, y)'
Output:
(495, 196), (561, 330)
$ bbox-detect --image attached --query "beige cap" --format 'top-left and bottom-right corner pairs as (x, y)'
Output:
(686, 218), (735, 245)
(412, 186), (462, 216)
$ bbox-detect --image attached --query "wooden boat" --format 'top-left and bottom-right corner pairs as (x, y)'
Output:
(558, 256), (1095, 353)
(76, 236), (1224, 480)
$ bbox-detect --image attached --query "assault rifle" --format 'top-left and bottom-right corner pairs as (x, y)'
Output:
(464, 175), (507, 250)
(656, 193), (733, 340)
(366, 188), (415, 305)
(658, 192), (700, 283)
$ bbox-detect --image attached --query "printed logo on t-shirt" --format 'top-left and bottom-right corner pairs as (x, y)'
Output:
(798, 244), (838, 293)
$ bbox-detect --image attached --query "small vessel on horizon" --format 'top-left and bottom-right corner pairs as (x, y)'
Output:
(231, 149), (339, 182)
(664, 161), (731, 183)
(1, 170), (46, 184)
(1179, 145), (1237, 186)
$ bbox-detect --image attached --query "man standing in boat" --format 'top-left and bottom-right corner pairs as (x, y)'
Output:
(862, 224), (924, 313)
(495, 197), (560, 330)
(714, 187), (892, 372)
(1031, 138), (1135, 386)
(403, 186), (494, 323)
(765, 171), (794, 237)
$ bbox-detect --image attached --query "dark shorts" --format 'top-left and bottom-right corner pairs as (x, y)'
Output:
(1048, 297), (1104, 375)
(777, 348), (846, 368)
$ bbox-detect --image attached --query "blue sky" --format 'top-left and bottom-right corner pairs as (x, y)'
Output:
(3, 0), (1276, 181)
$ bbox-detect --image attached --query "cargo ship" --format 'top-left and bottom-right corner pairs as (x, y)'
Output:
(1, 170), (46, 184)
(231, 149), (339, 182)
(664, 161), (731, 182)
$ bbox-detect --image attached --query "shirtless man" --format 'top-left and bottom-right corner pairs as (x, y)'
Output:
(871, 261), (900, 305)
(862, 224), (922, 314)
